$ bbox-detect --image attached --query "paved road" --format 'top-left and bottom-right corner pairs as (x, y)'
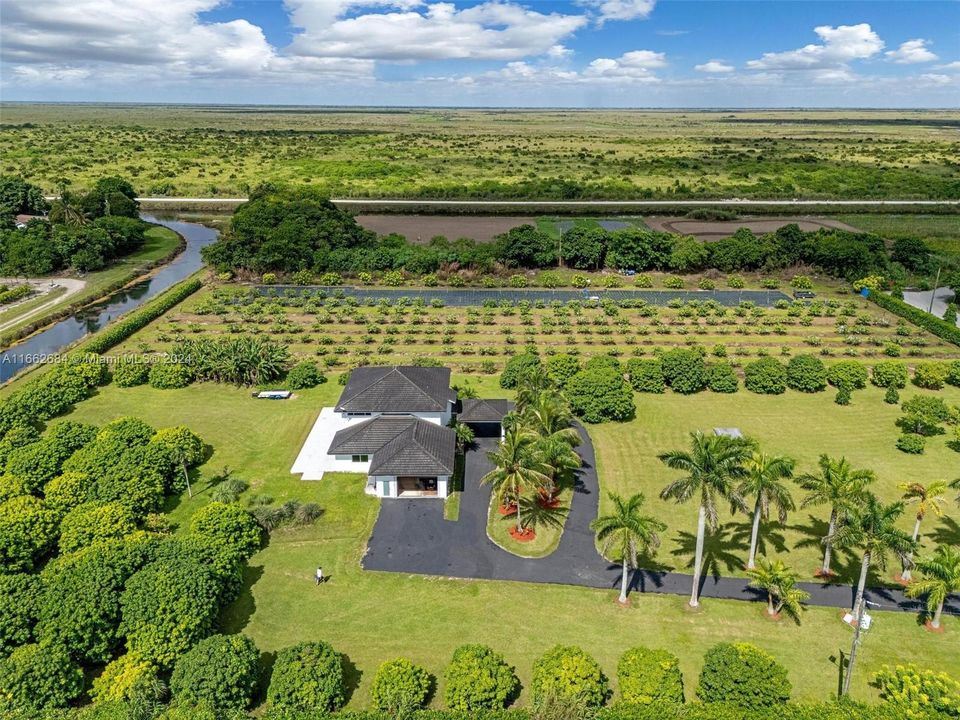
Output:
(363, 428), (958, 616)
(125, 197), (960, 207)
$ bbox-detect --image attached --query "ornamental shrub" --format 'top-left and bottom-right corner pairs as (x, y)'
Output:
(872, 663), (960, 719)
(584, 356), (623, 374)
(946, 359), (960, 387)
(120, 557), (221, 669)
(500, 352), (541, 389)
(58, 500), (137, 554)
(634, 274), (653, 288)
(726, 274), (745, 289)
(538, 272), (563, 289)
(170, 634), (260, 711)
(370, 657), (433, 715)
(785, 355), (827, 393)
(0, 573), (41, 656)
(913, 362), (950, 390)
(697, 642), (790, 709)
(268, 641), (345, 711)
(884, 386), (900, 405)
(113, 358), (150, 387)
(872, 361), (908, 389)
(898, 395), (953, 436)
(91, 652), (165, 705)
(532, 645), (608, 708)
(707, 363), (739, 393)
(383, 270), (404, 287)
(567, 368), (635, 423)
(443, 644), (519, 711)
(790, 275), (813, 290)
(546, 354), (581, 389)
(148, 360), (193, 389)
(617, 646), (684, 705)
(660, 349), (707, 394)
(896, 434), (925, 454)
(0, 495), (58, 572)
(190, 502), (263, 560)
(744, 357), (787, 395)
(663, 275), (684, 289)
(286, 361), (324, 390)
(698, 278), (716, 290)
(0, 642), (83, 710)
(627, 358), (665, 393)
(571, 274), (589, 289)
(826, 360), (868, 390)
(835, 387), (852, 406)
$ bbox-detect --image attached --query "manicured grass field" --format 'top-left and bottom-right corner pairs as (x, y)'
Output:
(56, 378), (957, 708)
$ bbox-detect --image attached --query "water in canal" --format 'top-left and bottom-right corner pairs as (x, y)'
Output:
(0, 216), (217, 382)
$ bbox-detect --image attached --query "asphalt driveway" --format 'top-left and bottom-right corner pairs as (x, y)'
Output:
(362, 426), (957, 616)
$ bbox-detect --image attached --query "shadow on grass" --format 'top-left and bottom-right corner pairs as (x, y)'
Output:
(928, 516), (960, 548)
(670, 523), (749, 579)
(219, 564), (265, 634)
(728, 520), (788, 557)
(790, 514), (861, 583)
(255, 649), (277, 707)
(341, 653), (362, 706)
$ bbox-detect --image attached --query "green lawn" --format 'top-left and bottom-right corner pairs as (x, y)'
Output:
(56, 377), (957, 708)
(486, 486), (571, 558)
(0, 224), (181, 339)
(590, 383), (960, 586)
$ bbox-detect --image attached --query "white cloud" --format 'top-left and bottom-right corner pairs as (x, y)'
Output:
(695, 59), (734, 74)
(547, 44), (574, 59)
(585, 50), (665, 81)
(935, 60), (960, 71)
(918, 73), (953, 85)
(656, 29), (688, 37)
(449, 49), (665, 86)
(285, 1), (588, 61)
(886, 39), (937, 64)
(747, 23), (884, 70)
(579, 0), (656, 22)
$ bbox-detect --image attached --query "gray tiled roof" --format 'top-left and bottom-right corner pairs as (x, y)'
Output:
(327, 415), (456, 477)
(335, 366), (455, 413)
(458, 398), (512, 423)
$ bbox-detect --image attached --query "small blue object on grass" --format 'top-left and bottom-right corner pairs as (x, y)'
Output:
(860, 287), (871, 298)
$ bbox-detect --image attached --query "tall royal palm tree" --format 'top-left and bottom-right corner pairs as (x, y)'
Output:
(659, 431), (751, 608)
(591, 492), (666, 605)
(522, 390), (581, 447)
(898, 481), (949, 581)
(797, 455), (875, 577)
(739, 451), (796, 569)
(831, 493), (916, 618)
(746, 556), (810, 622)
(514, 366), (553, 412)
(481, 428), (551, 534)
(905, 545), (960, 630)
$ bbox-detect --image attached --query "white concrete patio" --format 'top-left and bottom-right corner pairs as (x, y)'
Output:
(290, 407), (370, 480)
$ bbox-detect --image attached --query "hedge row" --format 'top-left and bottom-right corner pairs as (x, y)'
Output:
(81, 277), (202, 354)
(869, 291), (960, 348)
(0, 285), (33, 306)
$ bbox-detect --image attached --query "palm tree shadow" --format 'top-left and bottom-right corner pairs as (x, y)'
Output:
(789, 514), (860, 583)
(671, 523), (749, 579)
(519, 496), (569, 531)
(928, 516), (960, 548)
(728, 520), (789, 557)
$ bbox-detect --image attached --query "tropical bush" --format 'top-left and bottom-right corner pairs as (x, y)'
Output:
(896, 434), (926, 454)
(174, 336), (289, 385)
(627, 358), (665, 393)
(0, 573), (41, 655)
(912, 362), (949, 390)
(0, 495), (58, 572)
(268, 641), (345, 711)
(617, 646), (684, 706)
(545, 354), (581, 389)
(567, 368), (635, 423)
(532, 645), (609, 709)
(697, 642), (791, 709)
(660, 349), (707, 394)
(444, 644), (519, 711)
(826, 361), (868, 390)
(189, 501), (263, 560)
(370, 657), (433, 715)
(287, 361), (325, 389)
(707, 363), (739, 393)
(872, 663), (960, 719)
(500, 352), (542, 389)
(744, 357), (787, 395)
(785, 355), (827, 393)
(871, 361), (908, 389)
(90, 652), (165, 705)
(112, 358), (150, 387)
(148, 360), (193, 389)
(0, 642), (83, 710)
(58, 500), (136, 553)
(170, 633), (260, 711)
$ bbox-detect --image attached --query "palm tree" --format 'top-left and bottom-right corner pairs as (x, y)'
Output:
(659, 431), (751, 608)
(480, 428), (551, 534)
(514, 366), (553, 411)
(797, 455), (874, 577)
(746, 556), (810, 622)
(831, 493), (916, 618)
(522, 390), (581, 447)
(534, 435), (581, 496)
(905, 545), (960, 630)
(952, 478), (960, 506)
(898, 481), (949, 581)
(739, 451), (796, 569)
(450, 420), (475, 453)
(591, 492), (666, 605)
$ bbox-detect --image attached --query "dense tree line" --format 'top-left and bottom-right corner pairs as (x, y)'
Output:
(203, 186), (912, 282)
(0, 176), (148, 275)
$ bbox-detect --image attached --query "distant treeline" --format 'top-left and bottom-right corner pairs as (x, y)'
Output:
(202, 185), (931, 282)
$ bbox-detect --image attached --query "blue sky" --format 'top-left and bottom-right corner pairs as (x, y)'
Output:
(2, 0), (958, 106)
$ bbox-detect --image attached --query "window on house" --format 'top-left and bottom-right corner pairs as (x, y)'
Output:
(351, 454), (369, 463)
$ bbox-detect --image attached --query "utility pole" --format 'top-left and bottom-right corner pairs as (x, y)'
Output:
(928, 265), (942, 314)
(841, 600), (875, 697)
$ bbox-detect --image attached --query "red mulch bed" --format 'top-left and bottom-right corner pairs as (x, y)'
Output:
(498, 504), (517, 516)
(924, 620), (945, 634)
(537, 497), (561, 509)
(508, 527), (536, 543)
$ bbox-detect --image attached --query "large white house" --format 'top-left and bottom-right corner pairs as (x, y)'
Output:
(292, 366), (458, 498)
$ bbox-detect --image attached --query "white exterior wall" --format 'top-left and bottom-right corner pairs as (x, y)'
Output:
(437, 475), (449, 498)
(373, 476), (398, 498)
(340, 408), (452, 426)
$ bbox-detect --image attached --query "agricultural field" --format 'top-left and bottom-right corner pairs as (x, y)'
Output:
(112, 285), (960, 377)
(3, 105), (959, 199)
